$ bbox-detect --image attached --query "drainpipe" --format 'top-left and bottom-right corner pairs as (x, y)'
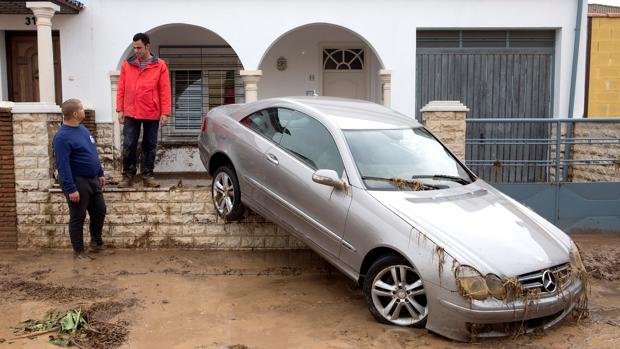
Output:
(563, 0), (584, 182)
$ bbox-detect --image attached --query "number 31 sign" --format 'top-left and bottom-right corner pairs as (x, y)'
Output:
(25, 16), (37, 25)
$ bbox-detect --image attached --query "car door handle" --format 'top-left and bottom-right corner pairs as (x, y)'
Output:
(265, 153), (279, 165)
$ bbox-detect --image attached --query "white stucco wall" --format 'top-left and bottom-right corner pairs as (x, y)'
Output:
(258, 24), (381, 102)
(133, 24), (230, 62)
(0, 0), (588, 120)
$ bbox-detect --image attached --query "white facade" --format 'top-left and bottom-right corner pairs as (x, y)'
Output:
(0, 0), (588, 122)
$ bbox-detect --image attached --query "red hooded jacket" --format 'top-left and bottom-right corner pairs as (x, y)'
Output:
(116, 54), (171, 120)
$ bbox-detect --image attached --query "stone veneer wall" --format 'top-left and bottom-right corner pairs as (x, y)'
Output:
(18, 187), (304, 249)
(421, 101), (468, 160)
(95, 122), (120, 180)
(10, 108), (304, 250)
(570, 121), (620, 182)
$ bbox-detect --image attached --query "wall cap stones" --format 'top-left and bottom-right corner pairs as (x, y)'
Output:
(0, 101), (15, 109)
(11, 102), (61, 114)
(420, 101), (469, 112)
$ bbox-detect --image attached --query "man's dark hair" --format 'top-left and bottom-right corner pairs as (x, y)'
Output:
(132, 32), (150, 45)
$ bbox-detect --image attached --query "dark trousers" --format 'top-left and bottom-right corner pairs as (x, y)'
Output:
(66, 176), (107, 253)
(122, 117), (160, 177)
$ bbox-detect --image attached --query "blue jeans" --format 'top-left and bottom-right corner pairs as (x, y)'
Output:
(122, 116), (160, 177)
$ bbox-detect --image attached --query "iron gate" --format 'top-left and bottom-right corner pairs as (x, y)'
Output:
(465, 118), (620, 234)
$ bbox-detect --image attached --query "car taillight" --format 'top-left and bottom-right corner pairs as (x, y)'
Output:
(200, 114), (207, 132)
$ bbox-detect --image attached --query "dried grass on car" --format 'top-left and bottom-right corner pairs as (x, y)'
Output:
(390, 177), (425, 191)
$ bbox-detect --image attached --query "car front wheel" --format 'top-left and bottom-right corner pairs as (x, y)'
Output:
(363, 255), (428, 327)
(212, 165), (246, 221)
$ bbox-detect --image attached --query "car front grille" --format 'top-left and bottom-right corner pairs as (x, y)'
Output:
(517, 263), (571, 294)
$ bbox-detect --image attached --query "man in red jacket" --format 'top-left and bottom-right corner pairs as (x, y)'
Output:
(116, 32), (171, 188)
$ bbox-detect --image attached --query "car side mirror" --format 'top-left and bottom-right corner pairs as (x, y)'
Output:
(312, 169), (346, 191)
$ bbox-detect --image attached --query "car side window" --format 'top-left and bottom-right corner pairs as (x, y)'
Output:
(277, 109), (345, 176)
(240, 108), (288, 143)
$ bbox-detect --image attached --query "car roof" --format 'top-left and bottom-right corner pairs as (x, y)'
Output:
(235, 96), (422, 130)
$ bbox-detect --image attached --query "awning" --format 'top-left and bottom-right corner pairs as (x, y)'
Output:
(0, 0), (84, 14)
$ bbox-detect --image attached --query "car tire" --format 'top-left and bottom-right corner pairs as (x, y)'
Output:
(212, 165), (246, 221)
(363, 255), (428, 328)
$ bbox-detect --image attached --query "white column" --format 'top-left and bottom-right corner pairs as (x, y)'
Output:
(379, 69), (392, 108)
(109, 71), (121, 155)
(26, 2), (60, 104)
(0, 31), (8, 101)
(240, 70), (262, 103)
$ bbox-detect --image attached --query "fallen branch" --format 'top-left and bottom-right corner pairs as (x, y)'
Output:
(12, 327), (59, 340)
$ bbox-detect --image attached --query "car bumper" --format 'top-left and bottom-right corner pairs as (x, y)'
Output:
(425, 278), (584, 341)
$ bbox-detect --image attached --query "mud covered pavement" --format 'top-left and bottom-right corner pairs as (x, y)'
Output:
(0, 233), (619, 349)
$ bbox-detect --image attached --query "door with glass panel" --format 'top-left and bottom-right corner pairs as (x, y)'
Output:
(261, 108), (351, 257)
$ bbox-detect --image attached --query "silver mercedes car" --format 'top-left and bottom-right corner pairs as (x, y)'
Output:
(197, 96), (587, 341)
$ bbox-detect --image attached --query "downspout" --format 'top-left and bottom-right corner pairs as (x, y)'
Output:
(563, 0), (584, 181)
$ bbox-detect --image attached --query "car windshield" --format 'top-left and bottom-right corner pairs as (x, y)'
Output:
(344, 128), (473, 190)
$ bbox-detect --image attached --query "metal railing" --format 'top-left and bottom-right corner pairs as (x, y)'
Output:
(465, 118), (620, 183)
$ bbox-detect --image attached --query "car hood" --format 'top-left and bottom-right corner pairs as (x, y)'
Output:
(368, 180), (571, 277)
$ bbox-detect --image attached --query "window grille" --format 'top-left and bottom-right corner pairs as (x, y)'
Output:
(158, 46), (244, 143)
(323, 49), (364, 70)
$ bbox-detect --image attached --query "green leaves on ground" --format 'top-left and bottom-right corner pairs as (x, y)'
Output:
(12, 308), (89, 347)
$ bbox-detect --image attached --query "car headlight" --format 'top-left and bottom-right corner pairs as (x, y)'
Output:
(485, 274), (506, 300)
(455, 266), (489, 300)
(569, 240), (586, 272)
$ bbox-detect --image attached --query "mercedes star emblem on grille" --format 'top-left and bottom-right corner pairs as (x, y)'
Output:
(542, 270), (557, 292)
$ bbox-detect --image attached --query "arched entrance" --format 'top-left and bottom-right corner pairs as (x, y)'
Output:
(258, 23), (385, 103)
(115, 23), (244, 172)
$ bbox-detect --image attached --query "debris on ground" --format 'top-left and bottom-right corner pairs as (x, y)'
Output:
(228, 345), (251, 349)
(10, 299), (137, 349)
(12, 309), (88, 346)
(0, 279), (104, 302)
(582, 248), (620, 281)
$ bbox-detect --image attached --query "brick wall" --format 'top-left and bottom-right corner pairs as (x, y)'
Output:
(0, 108), (17, 249)
(588, 17), (620, 117)
(82, 109), (97, 136)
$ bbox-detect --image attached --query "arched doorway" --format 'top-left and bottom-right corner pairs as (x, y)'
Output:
(258, 23), (385, 103)
(116, 23), (244, 172)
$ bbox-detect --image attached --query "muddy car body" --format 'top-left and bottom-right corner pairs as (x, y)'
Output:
(197, 96), (586, 341)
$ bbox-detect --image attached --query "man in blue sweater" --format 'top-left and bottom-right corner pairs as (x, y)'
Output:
(53, 99), (107, 260)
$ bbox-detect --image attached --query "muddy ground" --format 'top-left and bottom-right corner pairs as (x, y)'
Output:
(0, 233), (619, 349)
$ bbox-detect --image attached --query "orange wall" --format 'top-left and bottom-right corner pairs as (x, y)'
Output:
(588, 17), (620, 117)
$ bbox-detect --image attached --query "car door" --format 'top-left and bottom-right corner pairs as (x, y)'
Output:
(236, 108), (287, 208)
(261, 108), (352, 258)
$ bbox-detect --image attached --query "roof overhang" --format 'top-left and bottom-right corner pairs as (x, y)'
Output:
(0, 0), (83, 14)
(589, 13), (620, 18)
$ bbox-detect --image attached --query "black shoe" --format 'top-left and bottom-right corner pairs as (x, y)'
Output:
(89, 243), (105, 253)
(73, 252), (94, 260)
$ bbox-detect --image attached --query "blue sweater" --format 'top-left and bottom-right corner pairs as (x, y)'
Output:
(53, 124), (104, 194)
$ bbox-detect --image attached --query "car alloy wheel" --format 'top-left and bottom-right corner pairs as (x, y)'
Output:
(364, 255), (428, 327)
(212, 165), (246, 221)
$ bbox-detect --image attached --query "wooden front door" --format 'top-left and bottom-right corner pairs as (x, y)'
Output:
(321, 48), (369, 100)
(6, 31), (62, 105)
